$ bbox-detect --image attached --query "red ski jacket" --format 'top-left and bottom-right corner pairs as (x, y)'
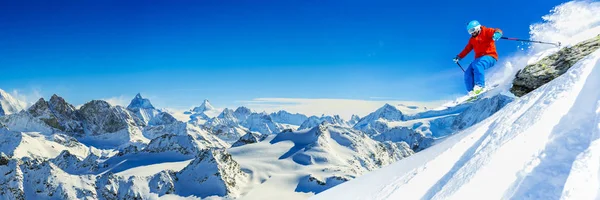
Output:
(458, 26), (502, 60)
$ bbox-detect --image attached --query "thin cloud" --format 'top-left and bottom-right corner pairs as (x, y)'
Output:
(10, 88), (43, 109)
(102, 95), (130, 107)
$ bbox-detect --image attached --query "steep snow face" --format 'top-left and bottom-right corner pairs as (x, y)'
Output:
(0, 89), (24, 116)
(126, 93), (178, 126)
(348, 114), (361, 126)
(314, 29), (600, 200)
(269, 111), (309, 126)
(126, 93), (160, 126)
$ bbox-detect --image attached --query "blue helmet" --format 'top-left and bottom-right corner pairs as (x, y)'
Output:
(466, 20), (481, 34)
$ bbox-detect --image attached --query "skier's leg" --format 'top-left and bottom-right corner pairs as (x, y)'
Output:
(473, 55), (498, 88)
(482, 55), (497, 70)
(464, 62), (475, 92)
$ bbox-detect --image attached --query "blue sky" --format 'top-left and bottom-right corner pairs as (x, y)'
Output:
(0, 0), (567, 111)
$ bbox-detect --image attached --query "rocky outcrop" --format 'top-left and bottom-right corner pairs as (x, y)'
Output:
(27, 95), (84, 134)
(78, 100), (144, 135)
(231, 132), (267, 147)
(295, 175), (349, 194)
(511, 35), (600, 96)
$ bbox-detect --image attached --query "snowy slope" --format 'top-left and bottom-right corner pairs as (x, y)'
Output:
(353, 95), (512, 151)
(0, 89), (24, 116)
(227, 124), (414, 199)
(314, 5), (600, 197)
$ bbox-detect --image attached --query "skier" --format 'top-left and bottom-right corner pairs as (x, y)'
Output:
(453, 20), (503, 96)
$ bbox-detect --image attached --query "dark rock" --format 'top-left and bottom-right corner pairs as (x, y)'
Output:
(511, 35), (600, 96)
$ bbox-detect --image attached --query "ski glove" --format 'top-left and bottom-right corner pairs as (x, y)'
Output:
(493, 32), (502, 41)
(453, 55), (461, 63)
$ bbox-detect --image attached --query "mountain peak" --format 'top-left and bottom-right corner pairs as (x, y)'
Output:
(127, 93), (155, 110)
(192, 99), (215, 113)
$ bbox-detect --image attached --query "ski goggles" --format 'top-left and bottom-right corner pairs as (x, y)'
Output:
(468, 25), (481, 35)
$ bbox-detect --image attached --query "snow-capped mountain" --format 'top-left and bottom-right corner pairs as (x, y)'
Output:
(149, 149), (249, 198)
(348, 114), (361, 126)
(0, 89), (24, 116)
(298, 115), (351, 130)
(192, 99), (215, 113)
(187, 99), (222, 124)
(269, 110), (309, 126)
(126, 93), (161, 125)
(233, 106), (253, 121)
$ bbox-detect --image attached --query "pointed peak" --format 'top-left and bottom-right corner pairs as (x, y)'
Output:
(31, 98), (47, 106)
(192, 99), (215, 113)
(235, 106), (252, 113)
(127, 93), (155, 110)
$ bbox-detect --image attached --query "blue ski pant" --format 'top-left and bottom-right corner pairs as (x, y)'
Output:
(464, 55), (497, 92)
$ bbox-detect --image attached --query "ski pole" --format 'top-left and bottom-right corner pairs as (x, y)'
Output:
(456, 62), (465, 72)
(500, 37), (561, 47)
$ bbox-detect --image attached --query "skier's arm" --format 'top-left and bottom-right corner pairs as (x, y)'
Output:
(457, 42), (473, 59)
(485, 26), (503, 41)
